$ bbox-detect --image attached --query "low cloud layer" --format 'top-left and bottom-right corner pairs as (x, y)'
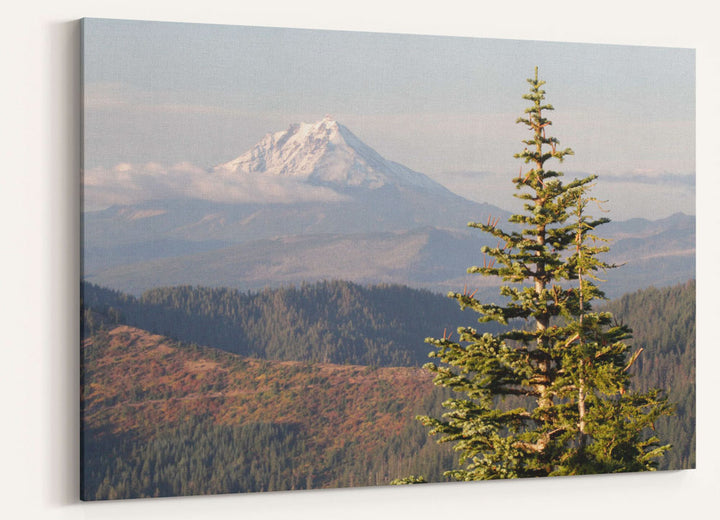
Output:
(83, 162), (348, 211)
(438, 169), (695, 186)
(599, 171), (695, 186)
(431, 169), (695, 221)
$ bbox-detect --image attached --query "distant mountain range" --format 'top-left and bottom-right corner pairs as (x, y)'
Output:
(82, 118), (695, 298)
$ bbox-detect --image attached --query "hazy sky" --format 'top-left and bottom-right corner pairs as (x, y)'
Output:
(82, 18), (695, 219)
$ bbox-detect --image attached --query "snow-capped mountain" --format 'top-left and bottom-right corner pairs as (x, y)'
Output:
(214, 116), (446, 193)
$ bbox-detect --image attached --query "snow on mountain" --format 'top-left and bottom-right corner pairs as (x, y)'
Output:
(214, 116), (447, 193)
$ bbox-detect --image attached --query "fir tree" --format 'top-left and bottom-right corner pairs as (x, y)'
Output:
(415, 68), (672, 479)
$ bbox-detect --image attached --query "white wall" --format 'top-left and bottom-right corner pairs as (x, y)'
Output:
(2, 1), (717, 519)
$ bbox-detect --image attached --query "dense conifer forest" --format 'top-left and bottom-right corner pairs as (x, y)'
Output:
(81, 279), (694, 499)
(602, 281), (696, 470)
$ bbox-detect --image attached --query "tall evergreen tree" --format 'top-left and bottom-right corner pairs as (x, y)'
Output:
(416, 68), (672, 479)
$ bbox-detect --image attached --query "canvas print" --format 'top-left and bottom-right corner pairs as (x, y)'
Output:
(80, 18), (696, 500)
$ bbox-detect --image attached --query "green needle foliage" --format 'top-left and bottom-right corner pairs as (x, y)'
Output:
(416, 68), (673, 480)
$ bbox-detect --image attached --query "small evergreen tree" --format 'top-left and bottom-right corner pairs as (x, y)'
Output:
(416, 68), (672, 479)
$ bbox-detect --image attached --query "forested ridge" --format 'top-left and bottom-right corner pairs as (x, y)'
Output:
(82, 280), (502, 366)
(81, 279), (694, 499)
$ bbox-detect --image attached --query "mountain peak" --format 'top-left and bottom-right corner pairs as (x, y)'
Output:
(214, 118), (447, 193)
(287, 115), (341, 142)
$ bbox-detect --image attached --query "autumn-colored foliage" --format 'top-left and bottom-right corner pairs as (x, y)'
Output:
(81, 325), (454, 499)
